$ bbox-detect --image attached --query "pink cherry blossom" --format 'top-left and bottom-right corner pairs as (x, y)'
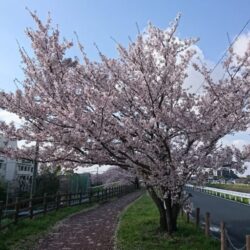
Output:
(0, 12), (250, 233)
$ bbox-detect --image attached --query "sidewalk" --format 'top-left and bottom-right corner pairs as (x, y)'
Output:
(35, 191), (142, 250)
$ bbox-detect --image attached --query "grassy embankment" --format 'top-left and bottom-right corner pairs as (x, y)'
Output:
(0, 203), (97, 250)
(116, 194), (219, 250)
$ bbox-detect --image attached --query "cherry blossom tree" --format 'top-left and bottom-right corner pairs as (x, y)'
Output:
(1, 12), (250, 233)
(92, 167), (137, 186)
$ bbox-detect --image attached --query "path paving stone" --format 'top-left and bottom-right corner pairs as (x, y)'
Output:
(35, 191), (142, 250)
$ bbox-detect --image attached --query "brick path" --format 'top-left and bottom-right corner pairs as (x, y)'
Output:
(35, 191), (142, 250)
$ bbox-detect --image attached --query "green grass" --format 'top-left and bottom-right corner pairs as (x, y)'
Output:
(207, 183), (250, 193)
(0, 203), (97, 250)
(116, 194), (220, 250)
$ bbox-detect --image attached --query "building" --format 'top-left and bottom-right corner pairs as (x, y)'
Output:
(213, 165), (238, 180)
(0, 136), (34, 192)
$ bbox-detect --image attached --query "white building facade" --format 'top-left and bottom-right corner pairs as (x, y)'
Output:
(0, 136), (33, 191)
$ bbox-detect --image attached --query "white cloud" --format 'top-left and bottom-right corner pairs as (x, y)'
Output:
(75, 164), (111, 174)
(184, 31), (250, 93)
(184, 45), (224, 93)
(0, 109), (22, 125)
(220, 133), (250, 176)
(220, 136), (250, 150)
(0, 109), (25, 148)
(233, 32), (250, 57)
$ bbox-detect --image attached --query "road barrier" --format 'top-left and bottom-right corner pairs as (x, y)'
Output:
(0, 184), (138, 231)
(182, 207), (249, 250)
(184, 185), (250, 249)
(186, 184), (250, 205)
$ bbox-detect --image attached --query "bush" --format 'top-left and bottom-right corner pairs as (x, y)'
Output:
(0, 180), (6, 202)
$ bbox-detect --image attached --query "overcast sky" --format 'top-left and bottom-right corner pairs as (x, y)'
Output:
(0, 1), (250, 175)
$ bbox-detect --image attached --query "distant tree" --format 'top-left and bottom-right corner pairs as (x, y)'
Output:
(90, 172), (103, 187)
(0, 13), (250, 234)
(101, 167), (137, 186)
(0, 180), (6, 201)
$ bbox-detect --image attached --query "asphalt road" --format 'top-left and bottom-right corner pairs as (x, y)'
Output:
(188, 188), (250, 249)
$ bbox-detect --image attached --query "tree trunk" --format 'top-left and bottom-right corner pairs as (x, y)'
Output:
(147, 187), (168, 231)
(147, 187), (180, 234)
(134, 176), (140, 189)
(165, 198), (180, 234)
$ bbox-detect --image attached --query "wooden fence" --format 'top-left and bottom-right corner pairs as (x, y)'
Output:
(183, 207), (249, 250)
(0, 184), (137, 231)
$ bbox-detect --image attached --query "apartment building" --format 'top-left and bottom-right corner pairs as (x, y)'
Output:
(0, 136), (33, 191)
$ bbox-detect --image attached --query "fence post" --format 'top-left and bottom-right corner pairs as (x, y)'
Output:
(186, 212), (190, 223)
(101, 189), (104, 201)
(181, 208), (184, 217)
(29, 195), (33, 219)
(68, 193), (71, 206)
(246, 235), (250, 250)
(97, 190), (100, 201)
(79, 192), (83, 204)
(0, 201), (3, 229)
(88, 189), (92, 204)
(14, 197), (19, 224)
(196, 208), (200, 228)
(43, 193), (47, 215)
(205, 212), (210, 237)
(220, 221), (226, 250)
(56, 192), (60, 211)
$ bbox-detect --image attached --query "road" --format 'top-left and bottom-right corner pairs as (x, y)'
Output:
(188, 188), (250, 249)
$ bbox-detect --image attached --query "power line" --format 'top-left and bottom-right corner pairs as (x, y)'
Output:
(195, 18), (250, 93)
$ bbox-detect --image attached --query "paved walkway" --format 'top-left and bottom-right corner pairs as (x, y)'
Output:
(35, 191), (142, 250)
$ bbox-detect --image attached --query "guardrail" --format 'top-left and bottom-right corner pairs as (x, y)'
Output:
(182, 206), (250, 250)
(0, 184), (138, 230)
(186, 184), (250, 204)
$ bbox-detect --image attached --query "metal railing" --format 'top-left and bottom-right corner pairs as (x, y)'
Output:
(186, 184), (250, 204)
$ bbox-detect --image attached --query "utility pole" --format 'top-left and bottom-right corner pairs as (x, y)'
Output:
(5, 181), (9, 215)
(96, 165), (99, 185)
(30, 141), (39, 198)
